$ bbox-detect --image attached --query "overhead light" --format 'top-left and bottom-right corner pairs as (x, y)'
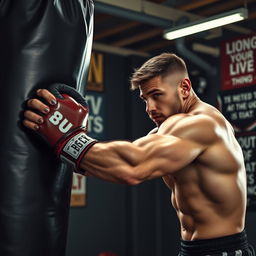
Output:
(163, 8), (248, 40)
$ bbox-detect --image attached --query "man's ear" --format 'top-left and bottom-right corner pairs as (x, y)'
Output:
(179, 78), (191, 99)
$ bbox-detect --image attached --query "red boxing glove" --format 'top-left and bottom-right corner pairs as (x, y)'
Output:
(36, 83), (97, 170)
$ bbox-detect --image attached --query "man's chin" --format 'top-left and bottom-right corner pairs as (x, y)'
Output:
(153, 118), (165, 126)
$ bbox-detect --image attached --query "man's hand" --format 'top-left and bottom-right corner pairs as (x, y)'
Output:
(23, 83), (97, 170)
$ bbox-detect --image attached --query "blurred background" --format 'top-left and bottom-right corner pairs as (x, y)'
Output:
(67, 0), (256, 255)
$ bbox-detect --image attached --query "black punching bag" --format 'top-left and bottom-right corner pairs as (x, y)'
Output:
(0, 1), (94, 255)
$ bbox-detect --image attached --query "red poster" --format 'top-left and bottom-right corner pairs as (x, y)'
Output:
(221, 34), (256, 90)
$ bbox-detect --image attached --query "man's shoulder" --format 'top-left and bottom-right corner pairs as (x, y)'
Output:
(160, 113), (218, 131)
(159, 113), (221, 145)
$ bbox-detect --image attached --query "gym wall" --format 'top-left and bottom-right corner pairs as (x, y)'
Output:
(67, 39), (256, 255)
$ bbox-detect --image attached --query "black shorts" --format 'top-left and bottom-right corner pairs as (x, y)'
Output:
(178, 230), (255, 256)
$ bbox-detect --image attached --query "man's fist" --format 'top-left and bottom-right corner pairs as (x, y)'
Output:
(23, 83), (97, 170)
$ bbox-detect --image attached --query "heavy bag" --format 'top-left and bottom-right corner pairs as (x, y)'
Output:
(0, 0), (94, 255)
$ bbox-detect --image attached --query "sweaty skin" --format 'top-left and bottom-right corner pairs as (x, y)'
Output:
(23, 75), (247, 241)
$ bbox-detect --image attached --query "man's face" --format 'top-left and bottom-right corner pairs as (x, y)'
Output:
(139, 75), (182, 126)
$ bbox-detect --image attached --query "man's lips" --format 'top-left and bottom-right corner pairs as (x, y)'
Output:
(151, 115), (164, 122)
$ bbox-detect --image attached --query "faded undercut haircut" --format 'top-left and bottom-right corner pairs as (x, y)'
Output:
(130, 53), (188, 90)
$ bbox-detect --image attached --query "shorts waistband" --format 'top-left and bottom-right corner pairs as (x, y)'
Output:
(180, 230), (249, 256)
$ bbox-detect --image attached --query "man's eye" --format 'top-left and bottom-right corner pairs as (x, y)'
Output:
(153, 94), (161, 99)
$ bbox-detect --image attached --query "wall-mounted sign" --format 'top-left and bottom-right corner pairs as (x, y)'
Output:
(86, 92), (105, 140)
(87, 52), (104, 92)
(221, 34), (256, 90)
(218, 87), (256, 132)
(237, 133), (256, 210)
(219, 34), (256, 210)
(70, 173), (86, 207)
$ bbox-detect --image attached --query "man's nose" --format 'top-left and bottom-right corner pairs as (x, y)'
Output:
(146, 99), (156, 114)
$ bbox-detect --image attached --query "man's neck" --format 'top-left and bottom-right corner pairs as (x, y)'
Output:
(182, 94), (201, 114)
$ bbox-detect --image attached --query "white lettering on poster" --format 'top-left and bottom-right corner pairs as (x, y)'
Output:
(86, 95), (104, 134)
(223, 92), (256, 122)
(225, 36), (256, 86)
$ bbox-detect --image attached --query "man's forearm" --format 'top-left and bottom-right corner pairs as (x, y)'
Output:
(79, 133), (175, 183)
(79, 141), (144, 184)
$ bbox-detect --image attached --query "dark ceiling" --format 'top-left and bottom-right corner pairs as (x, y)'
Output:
(92, 0), (256, 57)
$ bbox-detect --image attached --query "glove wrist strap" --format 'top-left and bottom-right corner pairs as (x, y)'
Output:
(58, 131), (97, 170)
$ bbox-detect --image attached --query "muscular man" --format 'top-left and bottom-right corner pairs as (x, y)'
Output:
(23, 53), (255, 255)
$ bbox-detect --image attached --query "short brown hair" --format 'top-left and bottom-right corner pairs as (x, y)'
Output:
(130, 53), (188, 90)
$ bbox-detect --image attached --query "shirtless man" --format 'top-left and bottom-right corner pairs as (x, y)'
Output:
(23, 53), (255, 255)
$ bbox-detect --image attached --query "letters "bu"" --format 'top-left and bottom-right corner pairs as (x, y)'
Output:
(49, 111), (73, 133)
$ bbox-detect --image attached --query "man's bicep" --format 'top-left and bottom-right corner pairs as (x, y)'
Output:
(135, 135), (205, 179)
(163, 136), (204, 171)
